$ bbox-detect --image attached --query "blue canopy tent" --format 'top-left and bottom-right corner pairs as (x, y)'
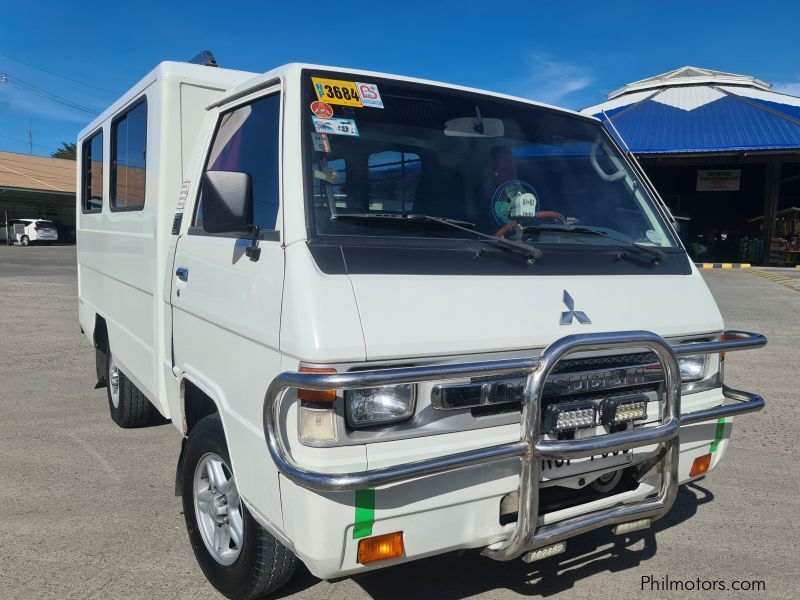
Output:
(582, 67), (800, 264)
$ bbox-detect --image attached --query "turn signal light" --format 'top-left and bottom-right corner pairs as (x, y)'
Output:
(690, 453), (712, 477)
(357, 532), (405, 564)
(719, 332), (738, 359)
(298, 367), (336, 403)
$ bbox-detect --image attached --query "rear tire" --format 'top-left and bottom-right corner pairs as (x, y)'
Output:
(182, 414), (297, 599)
(106, 349), (152, 427)
(20, 235), (29, 246)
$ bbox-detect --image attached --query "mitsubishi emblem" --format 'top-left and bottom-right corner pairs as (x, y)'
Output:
(560, 290), (591, 325)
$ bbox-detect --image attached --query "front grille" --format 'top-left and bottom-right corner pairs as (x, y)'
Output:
(434, 352), (665, 417)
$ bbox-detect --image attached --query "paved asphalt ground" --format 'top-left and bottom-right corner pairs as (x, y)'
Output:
(1, 246), (798, 599)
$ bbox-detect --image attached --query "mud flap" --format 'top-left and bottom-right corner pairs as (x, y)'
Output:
(175, 437), (188, 496)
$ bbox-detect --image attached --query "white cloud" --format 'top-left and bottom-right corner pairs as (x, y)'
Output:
(512, 54), (593, 106)
(773, 81), (800, 98)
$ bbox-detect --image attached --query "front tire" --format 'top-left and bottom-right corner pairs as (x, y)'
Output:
(182, 414), (297, 599)
(106, 349), (152, 427)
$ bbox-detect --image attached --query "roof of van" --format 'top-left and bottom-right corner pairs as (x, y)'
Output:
(78, 62), (258, 139)
(219, 62), (596, 121)
(79, 61), (596, 140)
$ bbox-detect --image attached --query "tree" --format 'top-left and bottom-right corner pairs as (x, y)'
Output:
(50, 142), (76, 160)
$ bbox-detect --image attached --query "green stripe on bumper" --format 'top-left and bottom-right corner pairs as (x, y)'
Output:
(710, 418), (726, 453)
(353, 488), (375, 539)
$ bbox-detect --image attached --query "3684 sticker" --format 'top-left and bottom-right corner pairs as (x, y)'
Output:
(312, 77), (362, 107)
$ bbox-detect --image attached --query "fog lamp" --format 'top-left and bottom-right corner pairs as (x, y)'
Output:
(601, 396), (648, 424)
(544, 401), (596, 433)
(678, 354), (706, 382)
(346, 385), (415, 427)
(298, 406), (338, 444)
(522, 541), (566, 563)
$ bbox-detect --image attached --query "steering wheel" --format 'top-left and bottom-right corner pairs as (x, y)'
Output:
(590, 138), (627, 182)
(533, 210), (568, 225)
(494, 211), (568, 237)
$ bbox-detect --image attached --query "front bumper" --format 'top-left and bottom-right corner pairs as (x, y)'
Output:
(263, 330), (765, 572)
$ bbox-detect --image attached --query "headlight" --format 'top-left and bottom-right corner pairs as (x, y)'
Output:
(678, 354), (706, 382)
(346, 385), (416, 427)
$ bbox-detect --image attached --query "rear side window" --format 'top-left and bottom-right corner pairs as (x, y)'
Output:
(111, 98), (147, 211)
(81, 131), (103, 213)
(195, 93), (281, 233)
(36, 221), (55, 229)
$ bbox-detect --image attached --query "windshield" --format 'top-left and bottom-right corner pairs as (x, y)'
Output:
(302, 71), (679, 253)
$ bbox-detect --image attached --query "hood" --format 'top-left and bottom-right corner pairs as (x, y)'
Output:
(347, 272), (723, 361)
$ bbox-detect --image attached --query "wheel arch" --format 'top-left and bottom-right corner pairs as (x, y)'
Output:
(175, 375), (224, 496)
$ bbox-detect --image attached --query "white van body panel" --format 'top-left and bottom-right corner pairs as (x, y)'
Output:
(77, 62), (256, 417)
(348, 269), (723, 360)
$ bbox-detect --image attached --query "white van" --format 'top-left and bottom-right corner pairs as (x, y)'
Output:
(77, 59), (767, 598)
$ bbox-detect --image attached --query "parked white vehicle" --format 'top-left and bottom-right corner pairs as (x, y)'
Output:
(1, 218), (58, 245)
(77, 59), (768, 599)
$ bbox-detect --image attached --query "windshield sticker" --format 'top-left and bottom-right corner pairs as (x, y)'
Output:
(355, 82), (384, 108)
(310, 101), (334, 119)
(311, 132), (331, 152)
(491, 180), (538, 225)
(646, 229), (663, 244)
(312, 77), (363, 107)
(313, 116), (359, 137)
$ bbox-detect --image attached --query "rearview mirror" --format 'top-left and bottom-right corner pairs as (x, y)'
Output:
(444, 116), (505, 137)
(200, 171), (253, 234)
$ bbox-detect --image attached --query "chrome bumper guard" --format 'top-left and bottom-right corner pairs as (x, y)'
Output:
(263, 330), (766, 561)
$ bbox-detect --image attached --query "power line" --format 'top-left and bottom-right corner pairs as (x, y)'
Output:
(0, 132), (61, 153)
(2, 74), (100, 115)
(0, 50), (119, 95)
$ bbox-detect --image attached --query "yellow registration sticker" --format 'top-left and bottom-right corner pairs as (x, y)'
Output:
(312, 77), (363, 107)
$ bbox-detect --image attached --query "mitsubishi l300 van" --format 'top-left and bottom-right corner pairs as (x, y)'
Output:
(76, 59), (767, 598)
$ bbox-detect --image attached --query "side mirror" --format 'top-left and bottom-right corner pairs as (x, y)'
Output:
(200, 170), (253, 234)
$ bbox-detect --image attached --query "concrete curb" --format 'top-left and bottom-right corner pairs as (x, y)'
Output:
(696, 263), (751, 269)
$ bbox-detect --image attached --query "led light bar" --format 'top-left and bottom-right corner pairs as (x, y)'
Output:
(523, 541), (567, 563)
(544, 401), (597, 433)
(613, 518), (651, 535)
(600, 395), (648, 425)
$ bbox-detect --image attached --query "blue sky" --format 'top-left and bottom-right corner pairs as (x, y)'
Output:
(2, 0), (800, 157)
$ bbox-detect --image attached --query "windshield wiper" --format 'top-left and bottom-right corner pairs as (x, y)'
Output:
(520, 224), (666, 265)
(332, 213), (543, 263)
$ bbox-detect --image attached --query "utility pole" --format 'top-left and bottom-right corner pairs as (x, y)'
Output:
(28, 119), (33, 155)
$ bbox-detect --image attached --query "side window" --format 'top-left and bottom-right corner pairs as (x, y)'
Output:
(81, 131), (103, 213)
(111, 98), (147, 211)
(195, 93), (281, 233)
(367, 151), (421, 212)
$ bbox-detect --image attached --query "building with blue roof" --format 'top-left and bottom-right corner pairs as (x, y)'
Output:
(583, 67), (800, 265)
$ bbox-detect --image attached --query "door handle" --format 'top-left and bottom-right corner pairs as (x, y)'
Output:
(175, 267), (189, 282)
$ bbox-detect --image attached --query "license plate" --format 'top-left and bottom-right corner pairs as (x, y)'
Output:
(541, 448), (633, 481)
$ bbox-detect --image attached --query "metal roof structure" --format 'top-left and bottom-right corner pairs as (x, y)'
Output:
(0, 151), (75, 193)
(582, 66), (800, 155)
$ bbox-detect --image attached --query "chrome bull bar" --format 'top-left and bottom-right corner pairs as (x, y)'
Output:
(263, 330), (766, 560)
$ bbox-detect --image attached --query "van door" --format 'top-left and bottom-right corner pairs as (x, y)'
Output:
(170, 90), (285, 513)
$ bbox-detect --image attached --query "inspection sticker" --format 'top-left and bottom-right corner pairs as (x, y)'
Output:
(312, 77), (363, 107)
(310, 100), (334, 119)
(355, 82), (384, 108)
(313, 116), (359, 136)
(311, 132), (331, 152)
